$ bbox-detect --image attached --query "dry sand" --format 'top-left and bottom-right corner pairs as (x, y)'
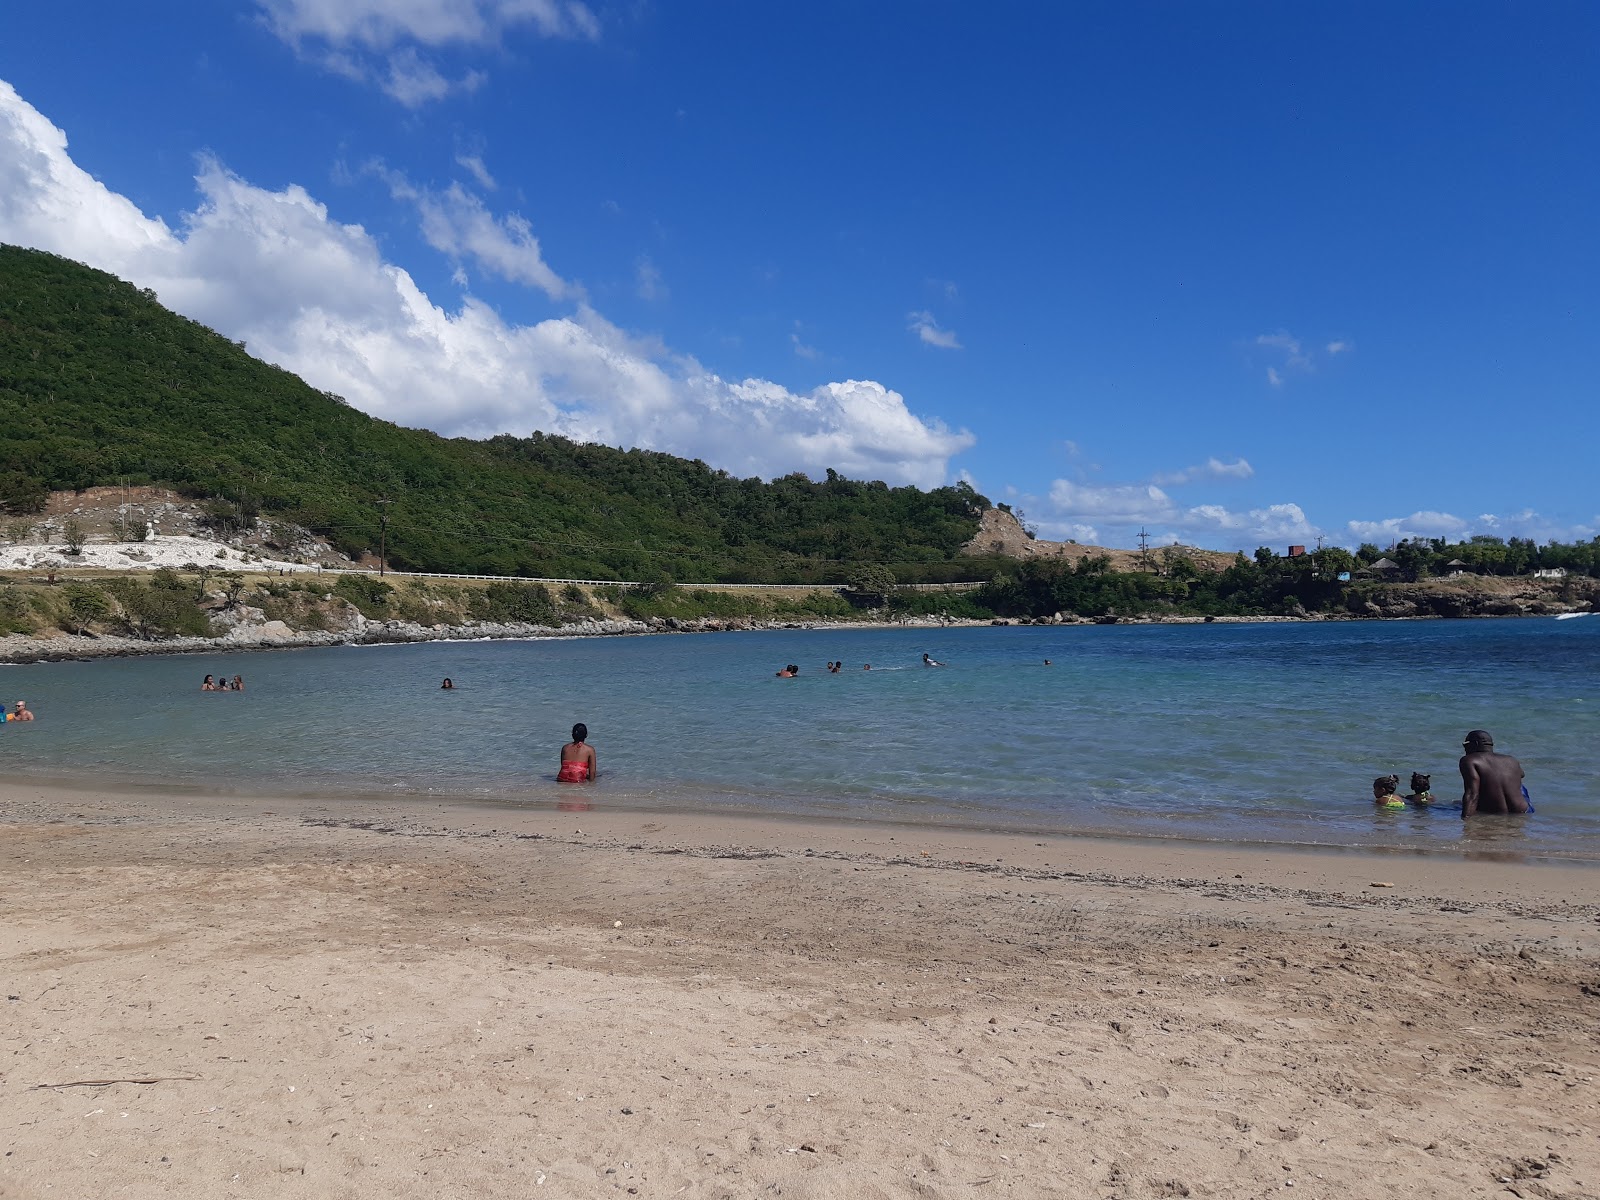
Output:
(3, 783), (1597, 1199)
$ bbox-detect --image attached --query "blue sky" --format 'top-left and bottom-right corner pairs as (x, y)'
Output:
(1, 1), (1595, 551)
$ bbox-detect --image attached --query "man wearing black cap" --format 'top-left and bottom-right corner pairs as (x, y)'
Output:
(1458, 729), (1530, 817)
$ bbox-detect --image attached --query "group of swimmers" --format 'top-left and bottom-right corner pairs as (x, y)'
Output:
(1372, 729), (1533, 817)
(200, 674), (245, 691)
(1, 700), (34, 723)
(782, 653), (954, 676)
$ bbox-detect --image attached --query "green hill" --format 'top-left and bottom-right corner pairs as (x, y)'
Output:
(0, 245), (989, 581)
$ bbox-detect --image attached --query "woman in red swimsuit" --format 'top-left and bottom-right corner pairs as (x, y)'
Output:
(557, 723), (597, 782)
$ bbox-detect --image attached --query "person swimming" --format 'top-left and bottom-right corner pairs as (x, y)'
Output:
(1043, 659), (1053, 666)
(922, 653), (944, 667)
(558, 723), (597, 783)
(441, 677), (455, 690)
(231, 675), (244, 692)
(201, 674), (216, 692)
(1405, 772), (1434, 805)
(10, 700), (34, 722)
(1372, 775), (1405, 808)
(775, 664), (798, 677)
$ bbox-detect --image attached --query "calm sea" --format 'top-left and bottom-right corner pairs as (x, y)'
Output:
(3, 619), (1597, 858)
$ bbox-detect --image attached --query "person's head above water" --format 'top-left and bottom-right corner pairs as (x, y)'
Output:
(571, 722), (588, 743)
(1372, 774), (1400, 796)
(1463, 729), (1494, 751)
(1410, 772), (1431, 793)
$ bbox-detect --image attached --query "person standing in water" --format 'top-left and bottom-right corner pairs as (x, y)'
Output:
(1459, 729), (1530, 816)
(10, 700), (34, 722)
(558, 723), (598, 782)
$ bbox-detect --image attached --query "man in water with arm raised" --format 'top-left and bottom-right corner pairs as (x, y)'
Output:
(1459, 729), (1529, 816)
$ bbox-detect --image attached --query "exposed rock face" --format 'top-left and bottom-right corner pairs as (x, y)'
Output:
(960, 509), (1235, 573)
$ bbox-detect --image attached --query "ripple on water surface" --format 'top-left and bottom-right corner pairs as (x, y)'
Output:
(2, 618), (1596, 859)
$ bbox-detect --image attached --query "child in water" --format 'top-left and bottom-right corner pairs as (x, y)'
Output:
(1372, 775), (1406, 809)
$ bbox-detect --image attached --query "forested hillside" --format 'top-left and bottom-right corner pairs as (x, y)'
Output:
(0, 246), (987, 580)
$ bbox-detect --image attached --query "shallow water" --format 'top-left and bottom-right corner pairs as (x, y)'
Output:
(3, 618), (1597, 858)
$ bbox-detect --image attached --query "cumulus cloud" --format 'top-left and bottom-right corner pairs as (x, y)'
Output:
(257, 0), (598, 105)
(1043, 477), (1319, 550)
(1153, 457), (1254, 486)
(1326, 339), (1351, 355)
(1344, 510), (1597, 546)
(908, 310), (961, 350)
(0, 79), (972, 487)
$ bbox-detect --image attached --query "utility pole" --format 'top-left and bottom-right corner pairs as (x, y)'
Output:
(376, 497), (393, 576)
(1137, 527), (1151, 571)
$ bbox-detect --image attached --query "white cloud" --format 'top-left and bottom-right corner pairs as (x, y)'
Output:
(790, 331), (818, 360)
(454, 152), (496, 191)
(635, 256), (666, 302)
(257, 0), (598, 105)
(1255, 331), (1309, 368)
(258, 0), (598, 49)
(376, 166), (568, 299)
(1049, 480), (1176, 526)
(1326, 339), (1351, 355)
(1344, 510), (1597, 546)
(0, 79), (972, 488)
(1153, 457), (1254, 486)
(1045, 477), (1320, 550)
(907, 310), (962, 350)
(379, 46), (484, 106)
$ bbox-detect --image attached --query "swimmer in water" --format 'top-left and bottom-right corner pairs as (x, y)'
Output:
(775, 664), (798, 677)
(441, 677), (455, 690)
(1372, 775), (1405, 809)
(1459, 730), (1531, 816)
(11, 700), (34, 722)
(863, 663), (871, 671)
(922, 653), (944, 667)
(231, 675), (244, 692)
(558, 723), (597, 782)
(201, 675), (216, 691)
(1043, 659), (1053, 666)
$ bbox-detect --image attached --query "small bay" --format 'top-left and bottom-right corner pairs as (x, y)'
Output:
(3, 617), (1596, 859)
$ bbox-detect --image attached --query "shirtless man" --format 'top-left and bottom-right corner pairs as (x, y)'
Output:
(1459, 729), (1529, 816)
(558, 723), (598, 783)
(10, 700), (33, 721)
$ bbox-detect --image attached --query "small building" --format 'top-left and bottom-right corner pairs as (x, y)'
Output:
(1358, 557), (1402, 579)
(1533, 567), (1568, 579)
(1445, 558), (1469, 577)
(1287, 545), (1306, 558)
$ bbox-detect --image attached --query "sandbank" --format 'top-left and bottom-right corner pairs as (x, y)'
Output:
(3, 781), (1597, 1198)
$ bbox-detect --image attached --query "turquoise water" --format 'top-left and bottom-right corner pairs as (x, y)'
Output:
(2, 619), (1597, 857)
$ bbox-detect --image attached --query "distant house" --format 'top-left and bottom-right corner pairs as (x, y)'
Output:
(1360, 557), (1401, 578)
(1287, 545), (1306, 558)
(1444, 558), (1469, 577)
(1533, 567), (1568, 580)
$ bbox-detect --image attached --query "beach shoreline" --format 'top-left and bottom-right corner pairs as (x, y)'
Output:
(3, 779), (1597, 1198)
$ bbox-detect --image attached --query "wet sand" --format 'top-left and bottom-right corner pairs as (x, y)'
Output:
(3, 782), (1598, 1199)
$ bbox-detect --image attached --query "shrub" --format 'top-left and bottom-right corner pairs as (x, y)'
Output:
(106, 580), (212, 639)
(469, 581), (556, 625)
(333, 572), (395, 616)
(61, 582), (111, 634)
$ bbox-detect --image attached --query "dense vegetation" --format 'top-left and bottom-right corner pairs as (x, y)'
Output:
(0, 246), (987, 581)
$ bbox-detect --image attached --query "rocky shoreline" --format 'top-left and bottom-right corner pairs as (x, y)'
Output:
(4, 595), (1590, 665)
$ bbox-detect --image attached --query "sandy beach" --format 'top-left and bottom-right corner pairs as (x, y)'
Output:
(3, 783), (1597, 1199)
